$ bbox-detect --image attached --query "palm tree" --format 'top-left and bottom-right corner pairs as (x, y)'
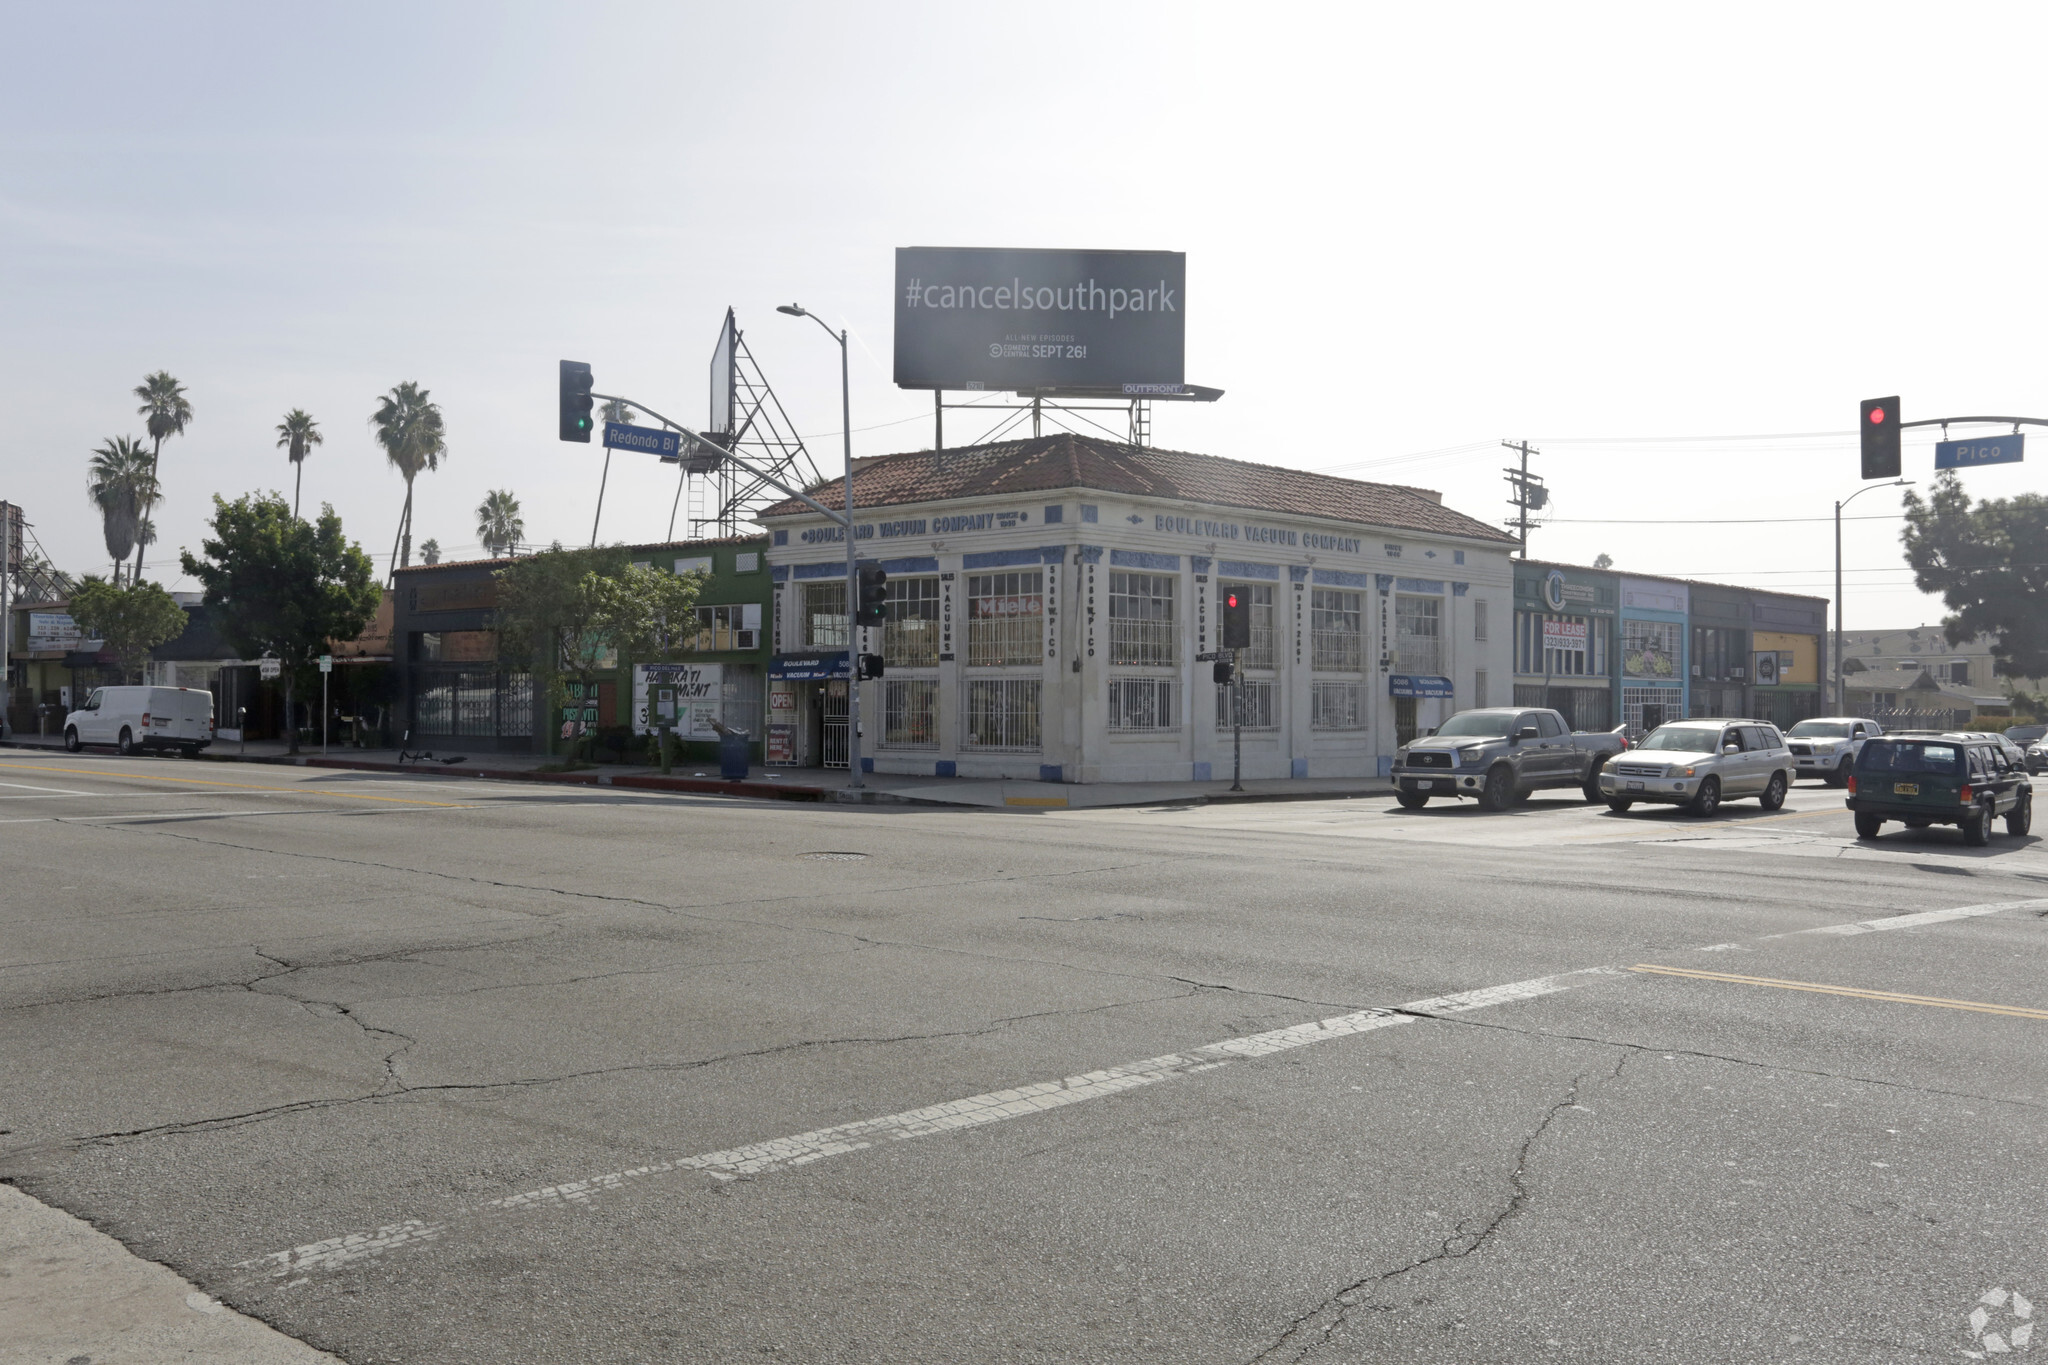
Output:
(132, 371), (191, 581)
(600, 398), (636, 425)
(476, 489), (524, 557)
(86, 436), (158, 584)
(369, 381), (446, 581)
(420, 538), (442, 565)
(275, 409), (323, 519)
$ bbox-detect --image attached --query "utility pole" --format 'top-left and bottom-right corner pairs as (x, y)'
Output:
(1501, 440), (1543, 558)
(0, 503), (12, 735)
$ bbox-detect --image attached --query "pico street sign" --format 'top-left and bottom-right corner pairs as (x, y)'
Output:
(1935, 433), (2024, 470)
(603, 421), (684, 459)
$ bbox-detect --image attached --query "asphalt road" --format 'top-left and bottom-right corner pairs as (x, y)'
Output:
(2, 753), (2044, 1364)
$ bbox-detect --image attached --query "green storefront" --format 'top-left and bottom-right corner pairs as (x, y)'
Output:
(1512, 560), (1619, 730)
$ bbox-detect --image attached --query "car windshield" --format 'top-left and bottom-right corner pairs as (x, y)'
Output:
(1857, 741), (1961, 774)
(1434, 711), (1518, 738)
(1637, 726), (1722, 753)
(1788, 721), (1852, 738)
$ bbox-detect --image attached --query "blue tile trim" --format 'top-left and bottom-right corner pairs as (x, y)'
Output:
(1314, 568), (1374, 589)
(1192, 760), (1212, 782)
(878, 556), (939, 575)
(1080, 504), (1099, 523)
(772, 529), (788, 546)
(1042, 505), (1063, 524)
(1396, 577), (1445, 594)
(1216, 560), (1280, 581)
(1039, 764), (1063, 783)
(860, 757), (874, 773)
(793, 562), (844, 580)
(770, 565), (789, 583)
(1288, 565), (1309, 583)
(1109, 549), (1181, 571)
(1291, 757), (1308, 778)
(1375, 574), (1395, 593)
(935, 760), (957, 778)
(1190, 556), (1212, 574)
(1452, 582), (1469, 597)
(962, 545), (1065, 570)
(1079, 545), (1103, 563)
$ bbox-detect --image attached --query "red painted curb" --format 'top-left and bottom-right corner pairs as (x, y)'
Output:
(609, 774), (826, 802)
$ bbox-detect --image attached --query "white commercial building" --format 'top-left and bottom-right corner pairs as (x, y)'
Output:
(758, 434), (1516, 784)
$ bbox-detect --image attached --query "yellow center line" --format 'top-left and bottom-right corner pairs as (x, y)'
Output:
(1630, 964), (2048, 1021)
(0, 763), (469, 808)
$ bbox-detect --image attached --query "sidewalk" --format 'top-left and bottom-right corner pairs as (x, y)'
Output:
(0, 730), (1397, 811)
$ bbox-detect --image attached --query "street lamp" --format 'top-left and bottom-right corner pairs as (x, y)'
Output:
(1834, 477), (1913, 713)
(778, 303), (863, 789)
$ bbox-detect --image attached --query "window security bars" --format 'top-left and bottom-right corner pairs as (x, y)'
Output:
(881, 678), (940, 748)
(1214, 679), (1278, 731)
(803, 582), (847, 649)
(966, 571), (1043, 666)
(1395, 594), (1442, 676)
(883, 577), (941, 667)
(1311, 588), (1363, 672)
(1107, 676), (1177, 731)
(964, 678), (1042, 750)
(1312, 680), (1367, 730)
(414, 670), (533, 738)
(1108, 571), (1177, 667)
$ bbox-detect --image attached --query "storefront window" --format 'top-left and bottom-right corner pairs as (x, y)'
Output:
(964, 678), (1041, 750)
(1311, 588), (1363, 672)
(880, 677), (939, 748)
(686, 604), (760, 653)
(1515, 614), (1608, 676)
(1107, 676), (1176, 732)
(1395, 595), (1441, 676)
(883, 577), (941, 667)
(966, 571), (1042, 666)
(1215, 679), (1278, 731)
(1108, 572), (1176, 667)
(1312, 680), (1366, 730)
(803, 582), (847, 649)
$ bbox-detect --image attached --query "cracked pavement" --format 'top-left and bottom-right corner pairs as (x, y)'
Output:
(2, 756), (2045, 1363)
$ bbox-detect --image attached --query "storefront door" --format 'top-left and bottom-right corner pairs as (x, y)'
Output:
(821, 679), (849, 768)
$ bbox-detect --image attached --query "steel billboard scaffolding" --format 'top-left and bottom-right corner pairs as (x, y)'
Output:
(669, 308), (828, 541)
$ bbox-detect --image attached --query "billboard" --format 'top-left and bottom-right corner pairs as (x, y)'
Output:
(894, 247), (1185, 392)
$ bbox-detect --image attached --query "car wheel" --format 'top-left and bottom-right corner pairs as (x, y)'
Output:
(1606, 798), (1634, 813)
(65, 727), (82, 753)
(1478, 766), (1516, 813)
(1686, 776), (1721, 817)
(2005, 793), (2032, 837)
(1582, 777), (1605, 803)
(1759, 771), (1788, 811)
(117, 728), (136, 756)
(1824, 759), (1850, 788)
(1963, 808), (1991, 847)
(1854, 811), (1883, 840)
(1396, 791), (1429, 809)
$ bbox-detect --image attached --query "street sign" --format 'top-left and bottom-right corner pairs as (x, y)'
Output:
(1935, 433), (2024, 470)
(602, 421), (683, 459)
(318, 654), (333, 674)
(259, 658), (281, 680)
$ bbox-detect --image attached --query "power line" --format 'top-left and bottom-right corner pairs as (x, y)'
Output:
(1547, 513), (1903, 525)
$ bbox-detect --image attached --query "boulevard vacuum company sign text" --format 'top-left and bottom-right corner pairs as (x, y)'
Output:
(894, 246), (1185, 392)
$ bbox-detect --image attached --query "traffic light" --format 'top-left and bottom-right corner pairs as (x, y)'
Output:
(858, 653), (886, 680)
(1221, 589), (1251, 650)
(1860, 395), (1901, 479)
(1212, 658), (1234, 685)
(560, 360), (594, 442)
(855, 562), (888, 625)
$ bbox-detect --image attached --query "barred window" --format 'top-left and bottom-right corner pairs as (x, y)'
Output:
(1395, 594), (1442, 675)
(1221, 582), (1276, 669)
(881, 678), (940, 748)
(966, 570), (1042, 666)
(415, 670), (532, 738)
(883, 577), (941, 667)
(1107, 676), (1177, 732)
(1108, 571), (1176, 667)
(1474, 599), (1490, 642)
(964, 678), (1041, 750)
(1312, 680), (1366, 730)
(1214, 679), (1278, 731)
(1311, 588), (1363, 671)
(803, 582), (847, 649)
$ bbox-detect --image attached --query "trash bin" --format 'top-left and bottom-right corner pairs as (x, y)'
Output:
(716, 726), (750, 781)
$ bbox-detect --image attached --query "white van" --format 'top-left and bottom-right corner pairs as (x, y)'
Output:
(64, 685), (215, 756)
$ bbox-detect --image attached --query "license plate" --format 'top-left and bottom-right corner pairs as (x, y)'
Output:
(1626, 780), (1644, 791)
(1893, 782), (1918, 796)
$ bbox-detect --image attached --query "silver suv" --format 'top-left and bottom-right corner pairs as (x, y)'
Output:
(1785, 717), (1883, 786)
(1599, 719), (1794, 816)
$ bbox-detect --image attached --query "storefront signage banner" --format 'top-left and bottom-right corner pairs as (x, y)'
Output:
(768, 651), (849, 681)
(28, 612), (99, 652)
(1390, 674), (1455, 698)
(632, 662), (721, 737)
(1542, 619), (1588, 652)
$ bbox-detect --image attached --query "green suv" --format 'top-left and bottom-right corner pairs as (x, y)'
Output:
(1847, 731), (2033, 846)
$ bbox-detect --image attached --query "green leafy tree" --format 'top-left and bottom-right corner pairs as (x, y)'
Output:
(476, 489), (523, 557)
(65, 578), (190, 683)
(179, 493), (380, 755)
(86, 436), (158, 584)
(133, 371), (192, 581)
(1901, 470), (2048, 678)
(494, 547), (701, 757)
(276, 409), (323, 519)
(370, 381), (446, 578)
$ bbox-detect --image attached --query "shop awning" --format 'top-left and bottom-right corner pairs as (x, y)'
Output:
(769, 651), (849, 681)
(1389, 674), (1454, 698)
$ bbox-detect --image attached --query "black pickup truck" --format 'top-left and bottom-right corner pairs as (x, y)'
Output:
(1390, 707), (1630, 812)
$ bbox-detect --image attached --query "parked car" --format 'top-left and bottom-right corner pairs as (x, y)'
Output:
(63, 685), (215, 756)
(1599, 719), (1793, 816)
(1391, 707), (1630, 812)
(2003, 723), (2047, 746)
(1784, 717), (1882, 786)
(1847, 731), (2032, 846)
(2027, 739), (2048, 777)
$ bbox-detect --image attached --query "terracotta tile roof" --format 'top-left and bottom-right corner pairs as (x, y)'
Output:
(756, 433), (1515, 544)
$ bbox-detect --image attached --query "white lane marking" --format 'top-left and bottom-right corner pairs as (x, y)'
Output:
(0, 780), (96, 795)
(237, 969), (1618, 1282)
(1790, 898), (2048, 937)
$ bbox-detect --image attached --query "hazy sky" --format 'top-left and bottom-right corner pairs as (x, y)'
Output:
(5, 2), (2044, 630)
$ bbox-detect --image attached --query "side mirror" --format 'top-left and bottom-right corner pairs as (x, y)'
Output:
(1517, 726), (1540, 741)
(1423, 727), (1437, 737)
(1723, 744), (1741, 755)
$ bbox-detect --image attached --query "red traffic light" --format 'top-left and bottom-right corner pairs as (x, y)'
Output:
(1226, 593), (1240, 608)
(1868, 406), (1886, 424)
